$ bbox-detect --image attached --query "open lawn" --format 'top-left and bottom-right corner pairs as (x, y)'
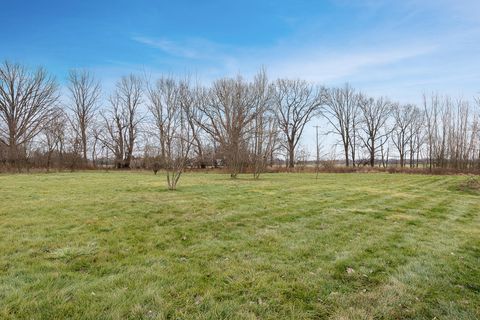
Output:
(0, 172), (479, 319)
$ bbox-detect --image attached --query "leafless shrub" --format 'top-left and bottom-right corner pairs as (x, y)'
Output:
(457, 175), (480, 193)
(146, 76), (195, 190)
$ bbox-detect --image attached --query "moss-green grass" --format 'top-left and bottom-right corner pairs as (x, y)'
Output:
(0, 172), (479, 319)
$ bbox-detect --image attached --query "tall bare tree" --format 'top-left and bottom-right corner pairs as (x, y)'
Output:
(392, 103), (418, 167)
(186, 86), (206, 168)
(251, 114), (277, 179)
(0, 61), (59, 168)
(407, 107), (425, 168)
(322, 84), (359, 167)
(100, 75), (143, 168)
(146, 77), (169, 165)
(423, 94), (450, 170)
(443, 99), (478, 170)
(250, 71), (278, 179)
(67, 70), (101, 165)
(199, 75), (258, 178)
(273, 79), (322, 168)
(358, 95), (392, 167)
(424, 94), (439, 170)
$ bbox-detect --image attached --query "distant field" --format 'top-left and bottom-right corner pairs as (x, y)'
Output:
(0, 172), (478, 319)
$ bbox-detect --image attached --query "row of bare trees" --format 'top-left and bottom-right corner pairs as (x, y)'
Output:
(322, 85), (480, 171)
(1, 61), (479, 187)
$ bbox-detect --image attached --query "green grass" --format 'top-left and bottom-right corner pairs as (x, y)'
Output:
(0, 172), (479, 319)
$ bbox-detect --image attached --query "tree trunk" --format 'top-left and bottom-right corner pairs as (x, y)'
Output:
(370, 139), (375, 167)
(288, 142), (295, 168)
(82, 132), (88, 166)
(344, 144), (349, 167)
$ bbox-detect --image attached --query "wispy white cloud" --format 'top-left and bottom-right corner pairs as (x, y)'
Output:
(131, 34), (437, 83)
(132, 36), (202, 59)
(129, 0), (480, 99)
(132, 35), (242, 80)
(267, 44), (437, 83)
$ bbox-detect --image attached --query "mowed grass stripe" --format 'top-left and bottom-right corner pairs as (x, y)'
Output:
(0, 172), (478, 319)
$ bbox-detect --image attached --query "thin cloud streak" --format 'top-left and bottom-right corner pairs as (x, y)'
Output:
(127, 0), (480, 100)
(132, 34), (437, 83)
(267, 44), (437, 82)
(132, 36), (201, 59)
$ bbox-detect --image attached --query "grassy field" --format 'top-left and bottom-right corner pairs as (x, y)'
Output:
(0, 172), (479, 319)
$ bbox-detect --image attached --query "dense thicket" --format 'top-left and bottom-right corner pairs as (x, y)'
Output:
(1, 61), (479, 180)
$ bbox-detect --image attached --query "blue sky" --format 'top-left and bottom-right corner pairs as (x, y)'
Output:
(1, 0), (479, 103)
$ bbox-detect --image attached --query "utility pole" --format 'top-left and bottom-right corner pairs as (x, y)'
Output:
(314, 125), (320, 180)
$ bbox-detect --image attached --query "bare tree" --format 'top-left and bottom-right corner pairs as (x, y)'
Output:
(99, 75), (143, 168)
(90, 118), (102, 168)
(424, 94), (439, 170)
(407, 107), (425, 168)
(349, 110), (361, 166)
(392, 103), (418, 167)
(42, 108), (66, 171)
(63, 124), (83, 171)
(422, 96), (480, 170)
(146, 77), (169, 166)
(322, 84), (359, 167)
(442, 99), (479, 170)
(423, 94), (450, 170)
(380, 136), (390, 168)
(250, 71), (278, 179)
(186, 85), (207, 168)
(0, 61), (59, 168)
(147, 76), (195, 189)
(358, 96), (392, 167)
(66, 70), (101, 165)
(199, 75), (258, 178)
(273, 79), (322, 168)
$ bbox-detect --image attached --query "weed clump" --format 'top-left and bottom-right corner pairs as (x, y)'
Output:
(458, 175), (480, 194)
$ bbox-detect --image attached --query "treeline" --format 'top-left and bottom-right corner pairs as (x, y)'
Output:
(0, 61), (479, 187)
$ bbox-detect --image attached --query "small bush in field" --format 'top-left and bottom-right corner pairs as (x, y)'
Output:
(152, 162), (160, 175)
(458, 175), (480, 193)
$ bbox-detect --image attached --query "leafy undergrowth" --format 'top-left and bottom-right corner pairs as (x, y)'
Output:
(0, 172), (478, 319)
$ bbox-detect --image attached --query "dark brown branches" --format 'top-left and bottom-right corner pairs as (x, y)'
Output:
(0, 61), (59, 168)
(322, 84), (360, 167)
(99, 75), (143, 169)
(273, 79), (322, 169)
(66, 69), (101, 165)
(358, 95), (392, 167)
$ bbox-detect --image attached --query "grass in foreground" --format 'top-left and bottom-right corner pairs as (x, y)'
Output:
(0, 172), (479, 319)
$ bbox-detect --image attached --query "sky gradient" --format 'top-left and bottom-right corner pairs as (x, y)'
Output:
(1, 0), (479, 103)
